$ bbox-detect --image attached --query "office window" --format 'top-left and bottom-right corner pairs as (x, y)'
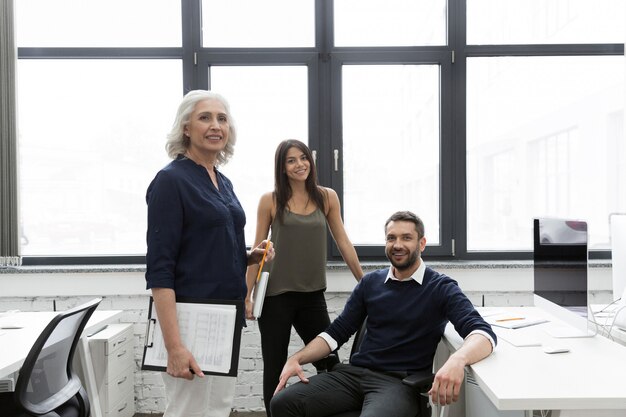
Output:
(15, 0), (182, 47)
(210, 66), (308, 244)
(18, 60), (181, 256)
(334, 0), (447, 47)
(201, 0), (314, 47)
(10, 0), (624, 263)
(467, 0), (625, 45)
(466, 56), (625, 251)
(529, 128), (576, 217)
(342, 65), (441, 245)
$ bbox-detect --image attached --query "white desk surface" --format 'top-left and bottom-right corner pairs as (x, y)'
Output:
(0, 309), (123, 378)
(445, 306), (626, 412)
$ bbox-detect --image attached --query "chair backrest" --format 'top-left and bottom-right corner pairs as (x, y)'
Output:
(15, 298), (101, 415)
(349, 317), (368, 359)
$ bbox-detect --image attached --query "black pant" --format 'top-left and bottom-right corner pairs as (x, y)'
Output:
(270, 364), (420, 417)
(258, 290), (332, 417)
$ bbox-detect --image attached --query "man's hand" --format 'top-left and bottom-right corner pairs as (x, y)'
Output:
(273, 336), (332, 395)
(274, 357), (309, 395)
(429, 333), (494, 405)
(428, 355), (465, 405)
(166, 345), (204, 380)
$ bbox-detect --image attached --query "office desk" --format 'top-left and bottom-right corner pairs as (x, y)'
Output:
(440, 307), (626, 417)
(0, 309), (123, 417)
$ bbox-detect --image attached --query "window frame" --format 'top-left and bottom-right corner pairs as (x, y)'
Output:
(328, 50), (454, 258)
(456, 44), (622, 261)
(12, 0), (622, 265)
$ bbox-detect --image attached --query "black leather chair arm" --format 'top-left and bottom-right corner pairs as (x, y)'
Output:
(402, 370), (434, 391)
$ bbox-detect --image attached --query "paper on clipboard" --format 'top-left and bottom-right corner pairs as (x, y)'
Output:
(142, 297), (243, 376)
(253, 271), (269, 319)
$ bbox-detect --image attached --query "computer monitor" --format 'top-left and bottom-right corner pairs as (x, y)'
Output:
(533, 218), (594, 338)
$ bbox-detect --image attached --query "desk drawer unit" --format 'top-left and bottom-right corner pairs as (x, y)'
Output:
(89, 323), (135, 417)
(107, 391), (134, 417)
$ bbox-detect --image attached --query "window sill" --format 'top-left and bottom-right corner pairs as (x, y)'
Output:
(0, 260), (611, 274)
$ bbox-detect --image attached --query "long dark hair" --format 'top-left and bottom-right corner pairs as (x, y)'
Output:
(274, 139), (327, 224)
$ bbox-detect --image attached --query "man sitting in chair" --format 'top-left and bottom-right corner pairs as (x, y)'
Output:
(271, 211), (497, 417)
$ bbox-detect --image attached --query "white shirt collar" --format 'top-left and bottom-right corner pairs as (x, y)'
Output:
(385, 260), (426, 284)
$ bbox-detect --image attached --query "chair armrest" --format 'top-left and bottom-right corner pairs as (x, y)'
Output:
(402, 371), (434, 392)
(314, 353), (340, 373)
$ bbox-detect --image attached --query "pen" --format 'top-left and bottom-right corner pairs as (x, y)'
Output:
(256, 240), (272, 283)
(496, 317), (525, 322)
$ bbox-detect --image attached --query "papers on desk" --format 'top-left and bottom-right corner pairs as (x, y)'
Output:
(486, 313), (548, 329)
(0, 310), (20, 318)
(142, 297), (243, 376)
(493, 328), (542, 347)
(0, 318), (26, 329)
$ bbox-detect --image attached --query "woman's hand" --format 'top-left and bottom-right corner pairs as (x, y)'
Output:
(166, 345), (204, 380)
(247, 239), (274, 265)
(245, 297), (255, 320)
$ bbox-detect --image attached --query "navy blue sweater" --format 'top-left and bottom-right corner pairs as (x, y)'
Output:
(145, 156), (247, 301)
(325, 267), (496, 372)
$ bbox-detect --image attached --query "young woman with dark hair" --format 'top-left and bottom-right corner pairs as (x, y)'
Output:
(245, 139), (363, 416)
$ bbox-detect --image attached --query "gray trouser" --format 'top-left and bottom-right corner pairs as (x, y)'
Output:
(270, 364), (420, 417)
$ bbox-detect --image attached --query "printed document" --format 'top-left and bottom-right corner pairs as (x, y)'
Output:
(143, 300), (240, 375)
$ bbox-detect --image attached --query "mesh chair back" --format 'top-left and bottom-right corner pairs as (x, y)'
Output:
(15, 298), (101, 415)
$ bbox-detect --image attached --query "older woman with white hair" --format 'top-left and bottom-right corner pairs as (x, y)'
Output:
(146, 90), (272, 417)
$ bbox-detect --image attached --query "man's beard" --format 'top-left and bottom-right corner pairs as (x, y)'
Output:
(386, 248), (420, 271)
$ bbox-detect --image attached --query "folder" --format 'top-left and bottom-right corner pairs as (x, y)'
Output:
(142, 296), (243, 376)
(486, 314), (548, 329)
(252, 240), (271, 319)
(253, 271), (270, 319)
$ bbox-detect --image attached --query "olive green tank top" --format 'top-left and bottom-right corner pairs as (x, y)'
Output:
(263, 208), (327, 296)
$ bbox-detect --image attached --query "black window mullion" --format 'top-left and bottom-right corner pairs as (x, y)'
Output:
(315, 0), (334, 188)
(182, 0), (202, 91)
(450, 0), (468, 260)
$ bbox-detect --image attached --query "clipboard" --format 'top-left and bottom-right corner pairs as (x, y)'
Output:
(142, 296), (244, 376)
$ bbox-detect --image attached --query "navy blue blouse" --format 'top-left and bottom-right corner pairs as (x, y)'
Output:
(145, 156), (247, 301)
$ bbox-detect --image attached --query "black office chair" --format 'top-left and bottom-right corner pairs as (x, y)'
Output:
(325, 318), (435, 417)
(0, 298), (102, 417)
